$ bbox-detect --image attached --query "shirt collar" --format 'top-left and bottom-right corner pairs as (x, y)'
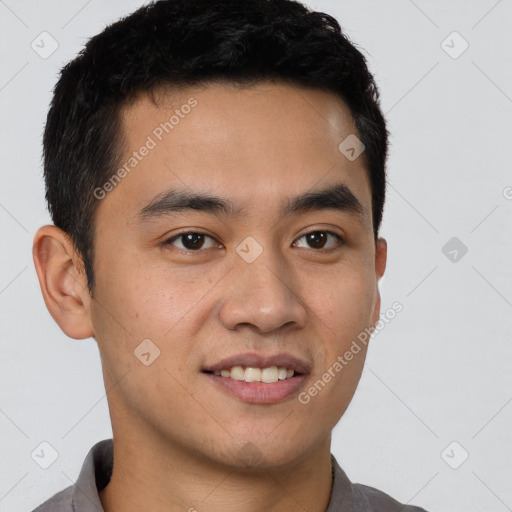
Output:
(72, 439), (113, 512)
(326, 453), (354, 511)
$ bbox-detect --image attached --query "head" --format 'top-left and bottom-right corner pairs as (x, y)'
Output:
(34, 0), (388, 471)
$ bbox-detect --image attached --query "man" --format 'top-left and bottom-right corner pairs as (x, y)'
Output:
(32, 0), (429, 510)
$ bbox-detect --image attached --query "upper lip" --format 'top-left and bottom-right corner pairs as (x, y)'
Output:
(202, 352), (311, 374)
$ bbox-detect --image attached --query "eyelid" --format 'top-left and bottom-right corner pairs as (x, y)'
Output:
(165, 228), (214, 241)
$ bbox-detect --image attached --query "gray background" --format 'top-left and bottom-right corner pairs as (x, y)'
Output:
(1, 1), (511, 511)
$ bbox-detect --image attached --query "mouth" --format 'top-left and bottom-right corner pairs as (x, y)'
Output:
(203, 365), (297, 382)
(201, 353), (310, 404)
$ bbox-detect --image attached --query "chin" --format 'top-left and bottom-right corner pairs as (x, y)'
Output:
(211, 431), (319, 472)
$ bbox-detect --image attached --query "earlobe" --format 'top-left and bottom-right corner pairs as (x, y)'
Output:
(32, 225), (94, 340)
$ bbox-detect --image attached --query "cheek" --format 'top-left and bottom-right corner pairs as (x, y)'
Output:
(90, 257), (218, 385)
(307, 264), (376, 338)
(94, 252), (198, 334)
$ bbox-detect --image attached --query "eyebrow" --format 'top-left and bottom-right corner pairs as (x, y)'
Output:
(136, 182), (365, 223)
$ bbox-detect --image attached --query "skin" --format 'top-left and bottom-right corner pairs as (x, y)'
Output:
(33, 81), (387, 512)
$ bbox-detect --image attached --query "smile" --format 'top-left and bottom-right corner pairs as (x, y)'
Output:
(207, 365), (295, 383)
(201, 353), (310, 404)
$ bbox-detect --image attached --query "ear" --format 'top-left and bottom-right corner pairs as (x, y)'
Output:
(32, 225), (94, 339)
(370, 237), (387, 328)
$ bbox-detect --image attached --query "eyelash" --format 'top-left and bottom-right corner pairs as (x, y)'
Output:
(163, 229), (345, 253)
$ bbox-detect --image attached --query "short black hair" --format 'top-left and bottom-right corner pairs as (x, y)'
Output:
(43, 0), (389, 294)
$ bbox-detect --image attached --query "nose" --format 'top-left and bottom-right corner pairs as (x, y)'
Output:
(218, 249), (308, 334)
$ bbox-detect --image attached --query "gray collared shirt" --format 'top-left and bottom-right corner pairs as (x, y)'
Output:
(31, 439), (429, 512)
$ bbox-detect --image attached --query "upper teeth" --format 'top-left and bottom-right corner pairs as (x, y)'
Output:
(213, 366), (294, 383)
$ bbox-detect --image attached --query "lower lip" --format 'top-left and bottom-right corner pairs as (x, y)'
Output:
(203, 373), (308, 404)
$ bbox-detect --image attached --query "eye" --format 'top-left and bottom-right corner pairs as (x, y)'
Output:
(164, 231), (220, 251)
(294, 230), (344, 250)
(164, 229), (344, 253)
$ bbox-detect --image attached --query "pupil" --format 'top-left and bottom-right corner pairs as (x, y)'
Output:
(308, 231), (325, 249)
(183, 233), (204, 250)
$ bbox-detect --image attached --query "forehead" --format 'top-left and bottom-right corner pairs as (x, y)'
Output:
(103, 81), (372, 227)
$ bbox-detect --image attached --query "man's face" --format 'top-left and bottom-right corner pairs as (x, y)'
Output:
(88, 81), (386, 468)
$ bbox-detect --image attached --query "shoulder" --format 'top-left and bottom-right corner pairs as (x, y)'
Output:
(329, 455), (430, 512)
(352, 482), (430, 512)
(29, 438), (113, 512)
(30, 485), (73, 512)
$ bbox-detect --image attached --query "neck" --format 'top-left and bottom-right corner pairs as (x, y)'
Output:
(99, 425), (334, 512)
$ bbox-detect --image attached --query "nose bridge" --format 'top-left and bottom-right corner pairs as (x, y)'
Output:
(219, 239), (308, 333)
